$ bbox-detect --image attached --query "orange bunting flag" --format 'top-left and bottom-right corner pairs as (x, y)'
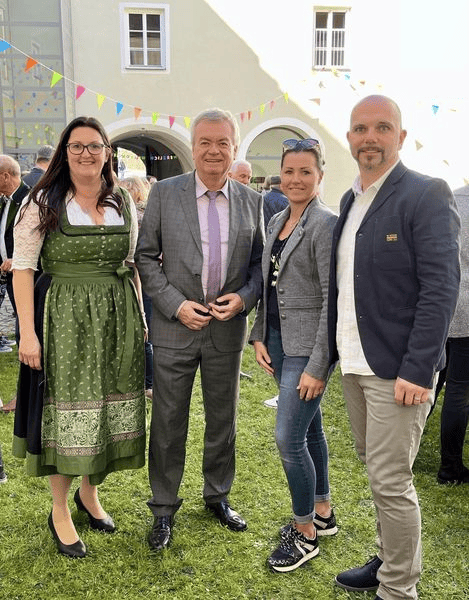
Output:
(25, 57), (38, 72)
(269, 100), (276, 110)
(152, 112), (159, 124)
(134, 107), (142, 120)
(312, 98), (321, 106)
(50, 72), (63, 87)
(76, 85), (86, 99)
(97, 94), (105, 109)
(184, 116), (191, 129)
(247, 111), (252, 120)
(283, 92), (289, 103)
(169, 116), (175, 128)
(359, 80), (366, 86)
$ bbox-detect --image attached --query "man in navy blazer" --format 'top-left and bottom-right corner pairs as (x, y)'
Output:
(329, 96), (460, 600)
(136, 109), (264, 551)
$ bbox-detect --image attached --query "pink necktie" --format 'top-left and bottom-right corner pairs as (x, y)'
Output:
(206, 191), (221, 303)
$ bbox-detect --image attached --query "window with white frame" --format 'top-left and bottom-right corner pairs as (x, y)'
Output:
(120, 4), (169, 70)
(313, 9), (349, 69)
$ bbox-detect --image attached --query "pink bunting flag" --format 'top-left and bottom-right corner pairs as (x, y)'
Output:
(76, 85), (86, 100)
(169, 116), (175, 128)
(240, 112), (245, 123)
(269, 100), (276, 110)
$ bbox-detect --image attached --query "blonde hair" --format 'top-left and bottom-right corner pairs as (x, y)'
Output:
(120, 176), (149, 209)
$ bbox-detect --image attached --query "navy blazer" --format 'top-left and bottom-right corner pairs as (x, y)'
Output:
(328, 161), (460, 388)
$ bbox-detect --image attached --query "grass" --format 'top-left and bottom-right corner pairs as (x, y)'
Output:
(0, 341), (467, 600)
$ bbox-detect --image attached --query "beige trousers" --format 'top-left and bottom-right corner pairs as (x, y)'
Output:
(341, 374), (434, 600)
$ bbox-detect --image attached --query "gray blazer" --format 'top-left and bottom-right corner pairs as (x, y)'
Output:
(450, 185), (469, 337)
(250, 198), (337, 380)
(135, 171), (264, 352)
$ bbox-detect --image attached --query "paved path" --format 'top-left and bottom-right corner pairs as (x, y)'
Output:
(0, 294), (15, 336)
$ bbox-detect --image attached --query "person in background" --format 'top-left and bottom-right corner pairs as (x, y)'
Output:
(228, 160), (252, 186)
(120, 175), (154, 398)
(12, 116), (146, 558)
(136, 108), (263, 551)
(250, 138), (337, 572)
(329, 96), (460, 600)
(0, 443), (7, 483)
(23, 145), (55, 188)
(262, 175), (289, 233)
(435, 183), (469, 485)
(261, 175), (272, 197)
(0, 156), (30, 361)
(260, 174), (290, 408)
(228, 159), (255, 380)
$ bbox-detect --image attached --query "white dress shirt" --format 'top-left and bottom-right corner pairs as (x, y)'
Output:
(336, 162), (398, 375)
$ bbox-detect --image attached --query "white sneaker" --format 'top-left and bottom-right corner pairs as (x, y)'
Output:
(263, 395), (278, 408)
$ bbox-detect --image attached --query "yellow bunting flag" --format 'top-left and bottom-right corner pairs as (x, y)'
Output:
(259, 104), (265, 115)
(415, 140), (423, 151)
(97, 94), (105, 109)
(25, 57), (38, 72)
(134, 107), (142, 120)
(50, 72), (63, 87)
(152, 112), (159, 124)
(283, 92), (289, 103)
(184, 116), (191, 129)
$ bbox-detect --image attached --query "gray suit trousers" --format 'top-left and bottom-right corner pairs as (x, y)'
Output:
(147, 327), (242, 516)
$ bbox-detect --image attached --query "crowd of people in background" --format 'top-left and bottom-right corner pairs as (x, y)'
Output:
(0, 96), (467, 600)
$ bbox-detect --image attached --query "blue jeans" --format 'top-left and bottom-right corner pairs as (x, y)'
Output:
(267, 326), (331, 523)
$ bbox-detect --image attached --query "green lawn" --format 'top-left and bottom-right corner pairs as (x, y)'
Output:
(0, 343), (467, 600)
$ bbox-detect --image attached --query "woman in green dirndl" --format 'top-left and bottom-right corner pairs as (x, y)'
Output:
(12, 117), (146, 558)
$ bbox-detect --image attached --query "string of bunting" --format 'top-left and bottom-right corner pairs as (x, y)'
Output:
(0, 39), (289, 128)
(1, 37), (467, 182)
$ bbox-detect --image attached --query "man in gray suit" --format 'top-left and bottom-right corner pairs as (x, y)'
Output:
(328, 96), (460, 600)
(136, 108), (264, 550)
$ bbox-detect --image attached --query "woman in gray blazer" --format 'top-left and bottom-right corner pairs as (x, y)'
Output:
(250, 139), (337, 572)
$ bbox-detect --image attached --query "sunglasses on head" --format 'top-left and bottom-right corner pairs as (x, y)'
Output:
(282, 138), (320, 153)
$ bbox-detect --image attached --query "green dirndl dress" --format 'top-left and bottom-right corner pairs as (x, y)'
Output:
(13, 199), (146, 485)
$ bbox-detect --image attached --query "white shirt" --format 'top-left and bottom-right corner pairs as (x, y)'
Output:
(195, 171), (230, 300)
(336, 162), (398, 375)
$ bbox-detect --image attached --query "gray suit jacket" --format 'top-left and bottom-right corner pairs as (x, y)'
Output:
(450, 185), (469, 336)
(250, 198), (337, 380)
(135, 171), (264, 352)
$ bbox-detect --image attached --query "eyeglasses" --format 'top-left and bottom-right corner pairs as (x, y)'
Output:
(282, 138), (320, 153)
(66, 142), (109, 155)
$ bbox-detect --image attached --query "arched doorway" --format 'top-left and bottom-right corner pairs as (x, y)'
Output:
(106, 118), (194, 181)
(239, 118), (324, 181)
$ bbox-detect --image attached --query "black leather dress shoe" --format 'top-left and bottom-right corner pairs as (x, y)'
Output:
(205, 501), (247, 531)
(74, 489), (116, 532)
(148, 515), (173, 550)
(48, 512), (87, 558)
(335, 555), (382, 591)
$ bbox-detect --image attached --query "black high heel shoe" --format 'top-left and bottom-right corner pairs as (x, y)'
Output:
(48, 512), (87, 558)
(74, 488), (116, 533)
